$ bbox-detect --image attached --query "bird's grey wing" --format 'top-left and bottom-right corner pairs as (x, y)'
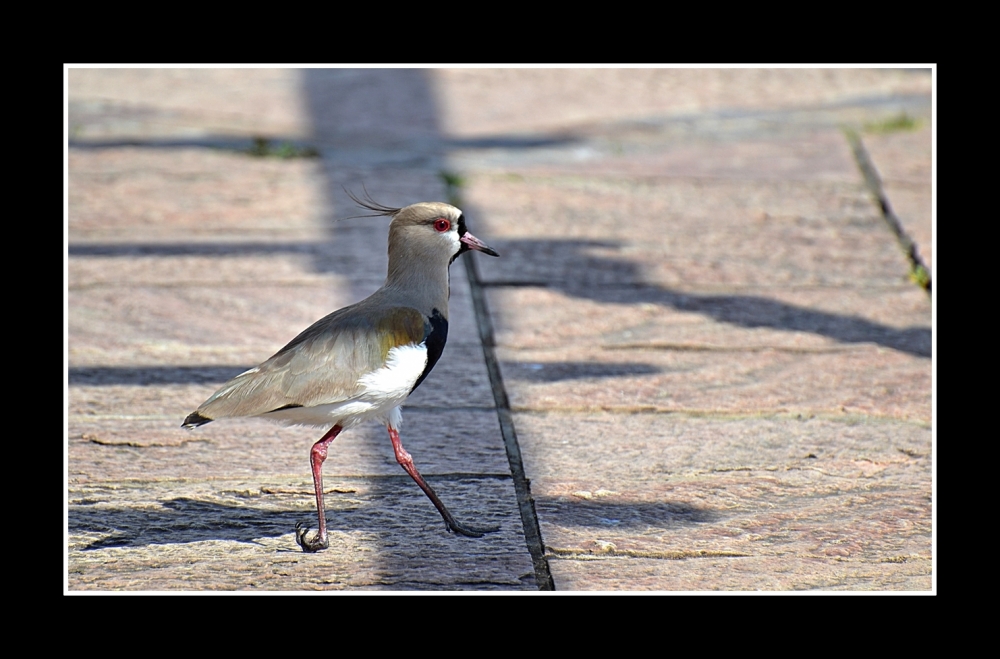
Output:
(192, 305), (427, 421)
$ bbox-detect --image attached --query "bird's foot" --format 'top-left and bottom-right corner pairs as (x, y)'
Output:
(295, 521), (329, 552)
(446, 520), (501, 538)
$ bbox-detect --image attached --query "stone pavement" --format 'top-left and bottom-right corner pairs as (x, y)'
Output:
(67, 68), (933, 591)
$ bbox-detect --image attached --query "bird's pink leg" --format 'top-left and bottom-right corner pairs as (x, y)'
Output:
(388, 427), (499, 538)
(295, 424), (342, 552)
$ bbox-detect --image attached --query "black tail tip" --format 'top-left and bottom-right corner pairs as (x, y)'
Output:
(182, 412), (212, 428)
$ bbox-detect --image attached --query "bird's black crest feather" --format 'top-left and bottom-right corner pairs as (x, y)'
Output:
(343, 186), (402, 218)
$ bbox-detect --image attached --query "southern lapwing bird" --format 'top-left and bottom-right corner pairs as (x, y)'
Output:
(182, 197), (500, 552)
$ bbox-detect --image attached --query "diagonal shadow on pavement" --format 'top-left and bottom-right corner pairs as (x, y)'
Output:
(483, 238), (930, 359)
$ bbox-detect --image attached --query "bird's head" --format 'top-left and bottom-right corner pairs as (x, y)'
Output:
(390, 201), (499, 265)
(346, 193), (499, 273)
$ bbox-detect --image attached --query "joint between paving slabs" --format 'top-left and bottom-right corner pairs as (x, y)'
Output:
(459, 223), (556, 590)
(844, 129), (931, 295)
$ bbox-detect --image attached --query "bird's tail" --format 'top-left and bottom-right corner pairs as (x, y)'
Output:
(182, 411), (213, 429)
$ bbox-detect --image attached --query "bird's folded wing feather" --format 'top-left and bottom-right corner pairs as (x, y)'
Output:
(195, 305), (428, 420)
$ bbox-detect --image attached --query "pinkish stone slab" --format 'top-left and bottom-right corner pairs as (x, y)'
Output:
(861, 125), (932, 183)
(497, 344), (929, 421)
(69, 284), (351, 352)
(431, 69), (931, 138)
(466, 174), (918, 290)
(514, 412), (930, 590)
(69, 68), (311, 139)
(68, 149), (330, 237)
(547, 555), (931, 591)
(497, 132), (862, 183)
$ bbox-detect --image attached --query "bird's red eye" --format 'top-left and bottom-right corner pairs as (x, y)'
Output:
(434, 218), (451, 232)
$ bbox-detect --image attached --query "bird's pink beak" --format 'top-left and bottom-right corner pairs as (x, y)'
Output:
(460, 232), (499, 257)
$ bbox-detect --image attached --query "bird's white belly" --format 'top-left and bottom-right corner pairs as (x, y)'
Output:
(260, 343), (428, 429)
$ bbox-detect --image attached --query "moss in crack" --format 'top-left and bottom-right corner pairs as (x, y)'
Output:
(864, 112), (921, 134)
(909, 264), (931, 290)
(439, 170), (466, 207)
(245, 136), (319, 159)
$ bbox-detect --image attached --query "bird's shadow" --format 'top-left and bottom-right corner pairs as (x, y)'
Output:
(69, 497), (318, 550)
(69, 475), (512, 552)
(69, 494), (712, 551)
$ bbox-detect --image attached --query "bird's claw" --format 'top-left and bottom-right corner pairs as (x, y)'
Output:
(447, 520), (501, 538)
(295, 520), (329, 552)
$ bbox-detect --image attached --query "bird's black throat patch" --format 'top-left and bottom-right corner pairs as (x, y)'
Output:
(451, 214), (469, 264)
(412, 308), (448, 392)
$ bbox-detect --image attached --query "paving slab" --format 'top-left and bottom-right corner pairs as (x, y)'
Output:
(496, 344), (929, 421)
(514, 412), (929, 591)
(440, 68), (933, 591)
(468, 170), (913, 290)
(547, 555), (931, 591)
(69, 477), (531, 590)
(69, 68), (311, 139)
(431, 69), (932, 138)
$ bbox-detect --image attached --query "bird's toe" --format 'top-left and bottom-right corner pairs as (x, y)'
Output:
(295, 521), (329, 552)
(447, 520), (501, 538)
